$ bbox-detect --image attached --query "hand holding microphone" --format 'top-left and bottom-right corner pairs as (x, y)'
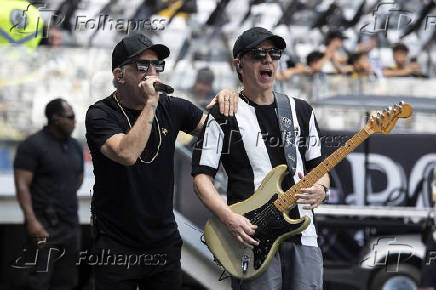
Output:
(139, 76), (174, 97)
(153, 82), (174, 94)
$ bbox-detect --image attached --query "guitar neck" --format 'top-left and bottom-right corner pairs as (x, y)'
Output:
(274, 128), (371, 212)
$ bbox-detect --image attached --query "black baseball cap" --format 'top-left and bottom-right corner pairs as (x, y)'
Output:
(112, 33), (170, 70)
(232, 27), (286, 58)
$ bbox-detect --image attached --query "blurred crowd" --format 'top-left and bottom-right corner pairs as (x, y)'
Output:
(276, 30), (429, 82)
(2, 0), (435, 86)
(1, 0), (436, 132)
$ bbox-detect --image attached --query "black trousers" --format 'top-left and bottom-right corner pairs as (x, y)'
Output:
(93, 234), (182, 290)
(11, 220), (80, 290)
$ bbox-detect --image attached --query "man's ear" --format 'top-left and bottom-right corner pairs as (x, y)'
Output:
(232, 59), (242, 72)
(112, 68), (125, 84)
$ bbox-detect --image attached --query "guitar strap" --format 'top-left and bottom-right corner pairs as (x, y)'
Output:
(275, 92), (297, 289)
(274, 92), (297, 176)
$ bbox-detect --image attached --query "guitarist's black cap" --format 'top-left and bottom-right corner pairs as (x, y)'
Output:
(112, 33), (170, 70)
(233, 27), (286, 58)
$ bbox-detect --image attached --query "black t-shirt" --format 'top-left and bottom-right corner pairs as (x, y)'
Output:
(85, 93), (203, 249)
(14, 127), (84, 225)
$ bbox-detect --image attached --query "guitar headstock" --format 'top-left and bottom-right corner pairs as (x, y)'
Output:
(365, 102), (413, 134)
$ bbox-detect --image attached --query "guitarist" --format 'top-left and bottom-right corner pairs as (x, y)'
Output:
(192, 27), (330, 290)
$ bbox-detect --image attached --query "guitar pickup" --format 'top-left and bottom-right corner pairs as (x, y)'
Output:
(241, 255), (250, 272)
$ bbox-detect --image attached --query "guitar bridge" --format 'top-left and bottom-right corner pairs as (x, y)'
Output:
(241, 255), (250, 272)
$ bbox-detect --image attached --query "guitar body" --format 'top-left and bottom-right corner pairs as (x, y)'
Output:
(204, 165), (310, 280)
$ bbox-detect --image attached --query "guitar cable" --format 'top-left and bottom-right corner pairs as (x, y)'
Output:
(199, 234), (231, 280)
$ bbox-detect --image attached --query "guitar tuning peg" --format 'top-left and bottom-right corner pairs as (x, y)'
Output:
(398, 105), (402, 111)
(387, 111), (391, 116)
(393, 108), (397, 113)
(377, 112), (381, 116)
(381, 114), (385, 119)
(399, 101), (404, 105)
(383, 109), (387, 113)
(376, 117), (380, 124)
(388, 106), (393, 111)
(370, 119), (374, 124)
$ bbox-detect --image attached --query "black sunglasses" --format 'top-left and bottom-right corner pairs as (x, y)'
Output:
(246, 48), (282, 61)
(122, 59), (165, 73)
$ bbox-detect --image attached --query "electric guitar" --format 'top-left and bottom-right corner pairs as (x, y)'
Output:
(203, 102), (413, 280)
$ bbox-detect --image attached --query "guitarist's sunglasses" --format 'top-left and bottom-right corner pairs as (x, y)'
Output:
(121, 59), (166, 73)
(246, 48), (283, 61)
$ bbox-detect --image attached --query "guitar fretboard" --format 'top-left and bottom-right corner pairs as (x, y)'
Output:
(274, 128), (370, 212)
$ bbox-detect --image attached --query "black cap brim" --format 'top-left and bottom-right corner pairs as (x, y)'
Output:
(130, 43), (170, 61)
(112, 41), (170, 70)
(235, 35), (286, 58)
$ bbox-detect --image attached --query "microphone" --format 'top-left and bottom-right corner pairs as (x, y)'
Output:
(153, 82), (174, 94)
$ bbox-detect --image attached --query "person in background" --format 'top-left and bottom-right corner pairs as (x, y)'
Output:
(41, 27), (63, 48)
(13, 98), (83, 290)
(276, 61), (307, 81)
(190, 67), (216, 109)
(276, 51), (328, 81)
(356, 34), (383, 78)
(383, 43), (422, 77)
(277, 30), (350, 78)
(347, 52), (375, 78)
(306, 51), (326, 75)
(321, 30), (348, 74)
(0, 0), (43, 51)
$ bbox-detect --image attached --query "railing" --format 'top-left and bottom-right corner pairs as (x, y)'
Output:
(277, 74), (436, 101)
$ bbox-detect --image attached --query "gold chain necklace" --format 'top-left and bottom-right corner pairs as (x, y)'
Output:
(113, 92), (162, 164)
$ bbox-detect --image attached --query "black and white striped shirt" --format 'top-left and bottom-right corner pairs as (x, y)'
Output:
(192, 93), (324, 246)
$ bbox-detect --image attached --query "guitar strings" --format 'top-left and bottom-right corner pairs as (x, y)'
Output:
(250, 204), (272, 225)
(255, 203), (275, 223)
(252, 195), (297, 225)
(250, 202), (275, 226)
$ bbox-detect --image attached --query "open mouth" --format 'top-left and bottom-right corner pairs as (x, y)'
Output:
(260, 69), (272, 78)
